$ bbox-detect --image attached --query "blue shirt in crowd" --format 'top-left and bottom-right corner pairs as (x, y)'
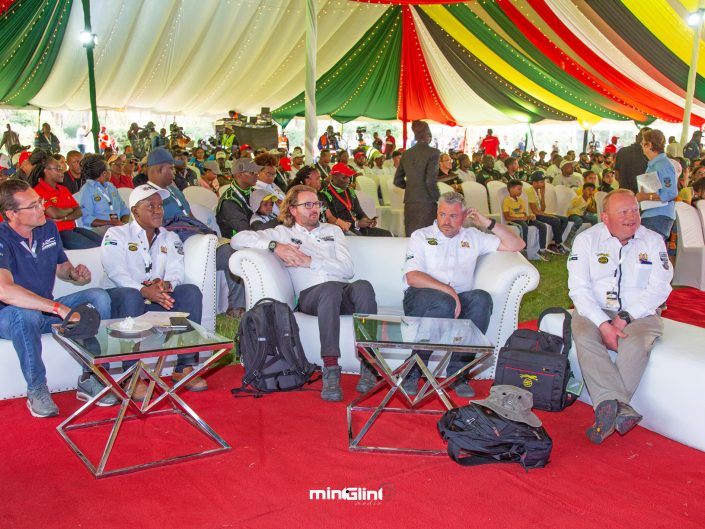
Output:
(642, 152), (677, 220)
(79, 179), (130, 227)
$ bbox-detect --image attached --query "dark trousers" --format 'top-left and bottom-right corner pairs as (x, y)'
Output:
(403, 287), (492, 374)
(298, 280), (377, 358)
(216, 244), (245, 310)
(108, 284), (203, 370)
(356, 226), (393, 237)
(510, 219), (548, 248)
(60, 228), (104, 249)
(404, 202), (437, 237)
(536, 214), (568, 244)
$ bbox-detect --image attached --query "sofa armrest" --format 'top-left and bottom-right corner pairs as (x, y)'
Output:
(230, 248), (296, 309)
(474, 251), (540, 377)
(184, 234), (218, 331)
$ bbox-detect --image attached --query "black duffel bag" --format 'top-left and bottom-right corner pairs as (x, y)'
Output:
(494, 308), (576, 411)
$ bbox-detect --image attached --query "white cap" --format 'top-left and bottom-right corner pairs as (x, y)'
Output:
(128, 184), (170, 209)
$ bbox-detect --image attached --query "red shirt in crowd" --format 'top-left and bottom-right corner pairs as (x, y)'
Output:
(480, 134), (500, 157)
(34, 178), (78, 232)
(110, 172), (134, 189)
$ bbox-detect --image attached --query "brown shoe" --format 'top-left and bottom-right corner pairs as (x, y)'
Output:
(132, 380), (149, 402)
(172, 366), (208, 392)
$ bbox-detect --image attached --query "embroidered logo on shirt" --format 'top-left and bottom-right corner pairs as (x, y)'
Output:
(50, 197), (58, 204)
(128, 242), (138, 252)
(160, 245), (167, 254)
(664, 178), (672, 188)
(320, 236), (335, 242)
(41, 237), (56, 251)
(460, 240), (470, 248)
(405, 252), (414, 261)
(103, 239), (117, 246)
(94, 195), (101, 202)
(426, 238), (438, 246)
(659, 251), (669, 270)
(638, 252), (652, 264)
(290, 238), (303, 245)
(596, 252), (609, 264)
(568, 254), (578, 261)
(174, 241), (184, 255)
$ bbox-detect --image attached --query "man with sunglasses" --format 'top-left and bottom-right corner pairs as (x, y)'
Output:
(0, 179), (113, 418)
(231, 185), (378, 402)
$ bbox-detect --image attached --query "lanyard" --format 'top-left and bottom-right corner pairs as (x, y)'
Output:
(96, 183), (114, 211)
(328, 185), (352, 211)
(150, 183), (189, 216)
(231, 184), (253, 212)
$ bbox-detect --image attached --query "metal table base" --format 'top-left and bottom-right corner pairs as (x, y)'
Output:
(348, 344), (491, 455)
(56, 348), (231, 478)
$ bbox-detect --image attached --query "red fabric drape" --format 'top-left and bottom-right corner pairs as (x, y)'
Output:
(0, 0), (18, 15)
(352, 0), (465, 4)
(516, 0), (704, 126)
(397, 5), (456, 126)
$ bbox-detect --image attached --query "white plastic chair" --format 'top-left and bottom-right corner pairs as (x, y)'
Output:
(184, 186), (219, 211)
(486, 180), (506, 215)
(553, 185), (577, 216)
(461, 181), (490, 216)
(673, 202), (705, 290)
(117, 187), (132, 206)
(495, 187), (541, 258)
(595, 191), (607, 216)
(437, 181), (454, 195)
(378, 173), (393, 207)
(355, 190), (378, 221)
(189, 202), (222, 237)
(357, 175), (390, 229)
(696, 199), (705, 233)
(544, 182), (558, 214)
(218, 184), (232, 197)
(386, 179), (405, 236)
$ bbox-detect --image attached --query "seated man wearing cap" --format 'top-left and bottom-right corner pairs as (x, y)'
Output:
(568, 189), (671, 444)
(101, 184), (206, 395)
(401, 191), (524, 398)
(0, 179), (114, 418)
(199, 161), (221, 194)
(232, 185), (378, 401)
(172, 152), (199, 190)
(320, 163), (391, 237)
(288, 148), (305, 182)
(559, 160), (583, 188)
(145, 147), (246, 317)
(526, 171), (569, 254)
(315, 149), (332, 183)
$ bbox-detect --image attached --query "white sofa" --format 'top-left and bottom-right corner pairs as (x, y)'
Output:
(230, 236), (539, 377)
(0, 234), (218, 400)
(541, 313), (705, 452)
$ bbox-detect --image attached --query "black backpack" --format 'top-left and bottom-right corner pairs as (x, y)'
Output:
(231, 298), (318, 397)
(494, 308), (577, 411)
(438, 403), (552, 471)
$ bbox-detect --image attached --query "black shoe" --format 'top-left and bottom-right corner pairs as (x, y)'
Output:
(321, 366), (342, 402)
(355, 360), (378, 393)
(586, 399), (618, 444)
(400, 373), (420, 396)
(615, 402), (643, 435)
(451, 378), (475, 398)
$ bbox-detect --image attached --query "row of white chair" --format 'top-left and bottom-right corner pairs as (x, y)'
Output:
(674, 201), (705, 290)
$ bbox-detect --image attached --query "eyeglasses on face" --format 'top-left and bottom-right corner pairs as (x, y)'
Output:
(14, 198), (46, 211)
(45, 165), (63, 172)
(292, 201), (322, 209)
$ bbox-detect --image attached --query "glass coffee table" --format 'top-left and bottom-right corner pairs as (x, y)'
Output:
(349, 313), (494, 455)
(52, 319), (233, 478)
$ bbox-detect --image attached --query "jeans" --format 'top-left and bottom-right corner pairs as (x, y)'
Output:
(60, 228), (104, 250)
(298, 280), (377, 358)
(510, 219), (548, 248)
(0, 289), (111, 391)
(216, 244), (245, 311)
(107, 284), (203, 370)
(568, 213), (598, 231)
(641, 215), (675, 241)
(536, 214), (568, 244)
(403, 287), (492, 375)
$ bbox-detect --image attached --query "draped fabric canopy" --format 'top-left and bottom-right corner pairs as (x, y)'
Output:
(2, 0), (705, 128)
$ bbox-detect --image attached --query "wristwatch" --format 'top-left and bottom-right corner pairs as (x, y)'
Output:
(487, 219), (496, 231)
(268, 241), (278, 253)
(617, 311), (632, 324)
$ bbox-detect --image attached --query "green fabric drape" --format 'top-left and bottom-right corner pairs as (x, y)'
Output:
(0, 0), (73, 106)
(416, 8), (571, 123)
(273, 6), (402, 125)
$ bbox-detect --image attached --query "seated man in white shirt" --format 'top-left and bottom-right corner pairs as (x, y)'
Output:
(402, 192), (525, 397)
(101, 185), (206, 398)
(231, 185), (378, 402)
(567, 189), (672, 444)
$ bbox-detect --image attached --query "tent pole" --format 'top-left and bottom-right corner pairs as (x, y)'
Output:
(304, 0), (317, 163)
(682, 0), (705, 145)
(582, 129), (588, 153)
(81, 0), (100, 153)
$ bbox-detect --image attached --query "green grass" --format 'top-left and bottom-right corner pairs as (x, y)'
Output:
(519, 254), (572, 322)
(212, 256), (570, 366)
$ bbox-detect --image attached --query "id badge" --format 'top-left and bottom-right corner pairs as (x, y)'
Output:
(109, 213), (118, 221)
(605, 290), (619, 309)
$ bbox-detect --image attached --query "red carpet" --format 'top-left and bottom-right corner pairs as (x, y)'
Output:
(2, 288), (704, 529)
(1, 365), (705, 529)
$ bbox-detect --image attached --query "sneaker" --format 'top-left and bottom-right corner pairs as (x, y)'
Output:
(401, 373), (420, 396)
(321, 366), (342, 402)
(615, 402), (643, 435)
(355, 360), (378, 393)
(586, 399), (618, 444)
(530, 253), (549, 262)
(451, 378), (475, 398)
(26, 386), (59, 418)
(545, 244), (561, 255)
(558, 244), (571, 255)
(172, 366), (208, 392)
(76, 375), (119, 407)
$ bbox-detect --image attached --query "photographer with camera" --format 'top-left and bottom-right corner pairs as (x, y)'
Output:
(318, 125), (340, 151)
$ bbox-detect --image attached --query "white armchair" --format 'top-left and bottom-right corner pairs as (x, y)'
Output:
(0, 234), (218, 399)
(230, 236), (539, 377)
